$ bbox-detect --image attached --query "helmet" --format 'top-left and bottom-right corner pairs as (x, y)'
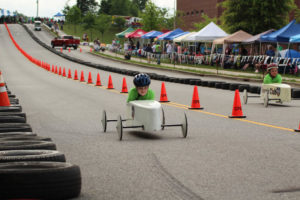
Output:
(133, 73), (151, 87)
(267, 63), (278, 71)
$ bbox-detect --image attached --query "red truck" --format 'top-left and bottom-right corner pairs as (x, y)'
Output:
(51, 35), (80, 50)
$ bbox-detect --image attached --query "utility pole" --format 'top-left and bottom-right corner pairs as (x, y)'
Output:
(173, 0), (176, 29)
(36, 0), (39, 18)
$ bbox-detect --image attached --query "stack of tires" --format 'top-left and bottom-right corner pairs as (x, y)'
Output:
(0, 86), (82, 199)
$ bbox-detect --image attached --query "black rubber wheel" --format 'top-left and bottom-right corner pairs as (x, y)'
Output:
(238, 84), (250, 92)
(0, 116), (26, 123)
(292, 88), (300, 98)
(0, 123), (32, 133)
(8, 98), (19, 104)
(215, 83), (223, 89)
(0, 106), (22, 112)
(0, 162), (81, 200)
(208, 81), (216, 87)
(201, 81), (208, 87)
(0, 140), (56, 150)
(249, 86), (259, 94)
(195, 80), (202, 86)
(0, 150), (65, 163)
(221, 83), (230, 90)
(0, 132), (36, 138)
(0, 135), (52, 141)
(229, 83), (240, 91)
(0, 112), (26, 120)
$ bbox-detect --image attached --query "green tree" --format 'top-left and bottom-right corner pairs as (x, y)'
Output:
(113, 16), (126, 30)
(95, 14), (112, 41)
(220, 0), (296, 35)
(66, 6), (82, 33)
(193, 13), (218, 31)
(77, 0), (98, 16)
(82, 11), (96, 41)
(140, 1), (162, 31)
(99, 0), (112, 15)
(110, 0), (130, 16)
(132, 0), (148, 11)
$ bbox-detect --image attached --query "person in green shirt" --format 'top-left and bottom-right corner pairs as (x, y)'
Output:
(127, 73), (155, 102)
(263, 63), (282, 84)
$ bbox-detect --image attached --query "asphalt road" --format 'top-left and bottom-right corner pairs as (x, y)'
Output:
(0, 24), (300, 200)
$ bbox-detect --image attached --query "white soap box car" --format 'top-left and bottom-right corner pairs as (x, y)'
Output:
(101, 100), (188, 140)
(243, 83), (291, 107)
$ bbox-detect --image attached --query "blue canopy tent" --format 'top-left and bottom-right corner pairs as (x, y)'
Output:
(141, 31), (163, 39)
(54, 12), (64, 17)
(277, 23), (300, 43)
(164, 31), (189, 41)
(290, 34), (300, 42)
(280, 49), (300, 58)
(260, 20), (296, 42)
(158, 28), (184, 40)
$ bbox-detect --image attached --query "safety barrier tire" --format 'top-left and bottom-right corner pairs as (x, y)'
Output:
(0, 116), (26, 123)
(0, 135), (52, 141)
(0, 140), (56, 150)
(0, 162), (81, 200)
(201, 81), (208, 87)
(0, 150), (65, 163)
(0, 132), (36, 137)
(0, 106), (22, 112)
(249, 86), (259, 94)
(229, 83), (240, 91)
(215, 82), (223, 89)
(0, 112), (26, 120)
(292, 88), (300, 98)
(0, 123), (32, 133)
(238, 84), (250, 92)
(208, 81), (216, 87)
(221, 83), (230, 90)
(9, 98), (19, 104)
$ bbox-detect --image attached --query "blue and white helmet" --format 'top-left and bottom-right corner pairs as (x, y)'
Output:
(133, 73), (151, 87)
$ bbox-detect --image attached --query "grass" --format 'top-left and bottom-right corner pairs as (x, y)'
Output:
(63, 24), (124, 44)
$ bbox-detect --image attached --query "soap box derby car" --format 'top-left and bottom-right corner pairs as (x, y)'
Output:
(243, 83), (297, 107)
(101, 100), (188, 140)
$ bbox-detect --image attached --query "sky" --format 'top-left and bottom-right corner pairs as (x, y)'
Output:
(0, 0), (175, 18)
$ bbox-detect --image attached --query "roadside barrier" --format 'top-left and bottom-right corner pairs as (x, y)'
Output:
(229, 89), (246, 118)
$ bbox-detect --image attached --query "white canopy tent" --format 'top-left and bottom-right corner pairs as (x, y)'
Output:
(183, 22), (228, 42)
(173, 32), (196, 43)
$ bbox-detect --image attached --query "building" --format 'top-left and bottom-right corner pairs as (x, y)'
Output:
(177, 0), (300, 31)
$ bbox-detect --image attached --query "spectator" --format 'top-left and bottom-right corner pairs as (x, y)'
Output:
(145, 43), (153, 63)
(265, 45), (275, 57)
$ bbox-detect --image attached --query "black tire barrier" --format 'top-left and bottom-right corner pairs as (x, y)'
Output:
(0, 116), (26, 123)
(0, 106), (22, 112)
(229, 83), (240, 91)
(9, 98), (19, 104)
(0, 123), (32, 133)
(0, 162), (81, 199)
(215, 82), (223, 89)
(8, 94), (16, 98)
(208, 81), (216, 87)
(0, 135), (52, 141)
(292, 88), (300, 98)
(0, 140), (56, 150)
(189, 80), (197, 85)
(221, 83), (230, 90)
(195, 80), (202, 86)
(0, 112), (26, 120)
(0, 132), (37, 137)
(201, 81), (209, 87)
(0, 150), (65, 163)
(249, 86), (261, 94)
(238, 84), (250, 92)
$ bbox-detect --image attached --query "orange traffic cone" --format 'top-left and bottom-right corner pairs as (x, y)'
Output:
(62, 67), (66, 77)
(107, 75), (114, 89)
(229, 89), (246, 118)
(74, 70), (78, 80)
(80, 71), (85, 82)
(68, 48), (71, 53)
(51, 65), (54, 73)
(67, 69), (72, 79)
(60, 48), (63, 53)
(189, 86), (203, 109)
(120, 77), (128, 93)
(55, 65), (58, 74)
(90, 48), (93, 52)
(95, 73), (102, 86)
(58, 66), (62, 75)
(87, 72), (93, 84)
(80, 48), (82, 53)
(295, 121), (300, 132)
(159, 82), (169, 102)
(0, 81), (10, 106)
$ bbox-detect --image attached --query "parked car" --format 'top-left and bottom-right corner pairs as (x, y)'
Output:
(51, 35), (80, 50)
(34, 21), (42, 31)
